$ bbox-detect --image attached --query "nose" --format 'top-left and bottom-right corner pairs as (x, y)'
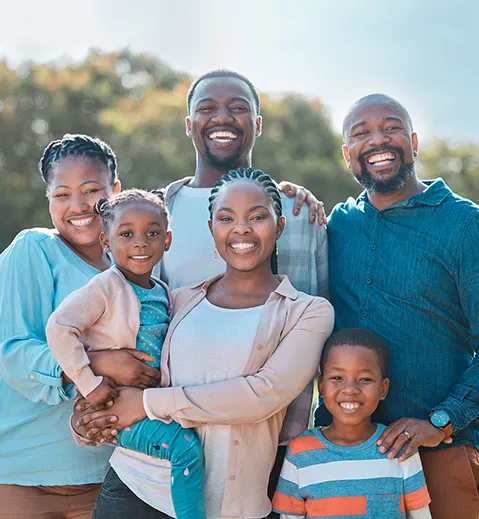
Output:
(368, 128), (390, 148)
(234, 217), (251, 235)
(341, 382), (360, 395)
(70, 193), (89, 212)
(211, 105), (234, 124)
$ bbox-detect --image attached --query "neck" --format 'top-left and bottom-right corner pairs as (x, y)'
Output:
(221, 261), (279, 296)
(59, 236), (110, 272)
(189, 153), (252, 188)
(322, 420), (377, 447)
(367, 175), (427, 211)
(117, 266), (153, 289)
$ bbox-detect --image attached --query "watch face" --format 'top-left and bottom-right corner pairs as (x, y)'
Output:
(430, 410), (451, 428)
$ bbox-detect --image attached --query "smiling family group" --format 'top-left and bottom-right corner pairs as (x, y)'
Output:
(0, 70), (478, 519)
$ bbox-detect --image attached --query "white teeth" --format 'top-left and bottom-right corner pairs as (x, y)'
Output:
(69, 217), (95, 227)
(209, 131), (237, 142)
(367, 152), (395, 164)
(230, 242), (256, 250)
(340, 402), (361, 410)
(131, 255), (150, 260)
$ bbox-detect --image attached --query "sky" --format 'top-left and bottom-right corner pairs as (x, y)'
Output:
(1, 0), (477, 144)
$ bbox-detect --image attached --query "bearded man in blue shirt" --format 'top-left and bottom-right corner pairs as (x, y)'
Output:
(315, 93), (479, 519)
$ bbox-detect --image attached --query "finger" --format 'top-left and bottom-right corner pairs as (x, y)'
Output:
(318, 201), (327, 225)
(377, 420), (408, 451)
(141, 365), (162, 379)
(308, 200), (319, 224)
(293, 190), (306, 216)
(84, 416), (118, 434)
(278, 181), (295, 198)
(443, 436), (453, 444)
(75, 401), (93, 412)
(386, 434), (410, 460)
(128, 350), (156, 363)
(78, 409), (115, 426)
(398, 438), (420, 462)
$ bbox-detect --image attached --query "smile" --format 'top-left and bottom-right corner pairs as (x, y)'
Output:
(130, 255), (152, 261)
(339, 402), (362, 412)
(366, 152), (396, 167)
(208, 131), (238, 143)
(68, 216), (95, 228)
(229, 242), (257, 252)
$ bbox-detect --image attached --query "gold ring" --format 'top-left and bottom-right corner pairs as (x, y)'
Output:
(403, 430), (412, 441)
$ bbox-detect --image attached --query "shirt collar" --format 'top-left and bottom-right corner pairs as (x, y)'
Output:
(191, 274), (299, 301)
(357, 178), (451, 210)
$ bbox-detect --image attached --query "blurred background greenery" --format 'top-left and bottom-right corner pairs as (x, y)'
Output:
(1, 49), (478, 251)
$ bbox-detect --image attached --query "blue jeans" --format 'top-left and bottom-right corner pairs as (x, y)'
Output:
(115, 418), (206, 519)
(94, 468), (173, 518)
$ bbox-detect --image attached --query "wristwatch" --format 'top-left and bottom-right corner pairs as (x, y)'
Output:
(429, 410), (452, 430)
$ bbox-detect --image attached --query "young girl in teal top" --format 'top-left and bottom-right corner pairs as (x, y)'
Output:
(47, 189), (206, 519)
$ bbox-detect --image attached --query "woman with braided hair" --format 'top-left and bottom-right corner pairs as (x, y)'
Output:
(0, 135), (162, 518)
(75, 168), (334, 519)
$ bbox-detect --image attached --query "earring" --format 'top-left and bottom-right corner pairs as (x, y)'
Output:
(165, 244), (169, 251)
(213, 248), (218, 259)
(104, 246), (111, 253)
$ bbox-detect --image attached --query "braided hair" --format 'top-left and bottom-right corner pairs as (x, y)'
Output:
(208, 167), (282, 274)
(93, 188), (169, 232)
(39, 134), (118, 186)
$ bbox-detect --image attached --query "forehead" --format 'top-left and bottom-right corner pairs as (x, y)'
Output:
(49, 157), (107, 186)
(114, 201), (162, 220)
(326, 345), (381, 369)
(345, 101), (410, 132)
(191, 77), (255, 108)
(216, 180), (271, 206)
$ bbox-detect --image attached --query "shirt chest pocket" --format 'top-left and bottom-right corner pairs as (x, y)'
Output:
(367, 493), (404, 518)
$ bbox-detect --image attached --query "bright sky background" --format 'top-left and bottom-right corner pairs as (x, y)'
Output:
(2, 0), (477, 144)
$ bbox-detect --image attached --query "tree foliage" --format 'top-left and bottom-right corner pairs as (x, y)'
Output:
(0, 50), (477, 251)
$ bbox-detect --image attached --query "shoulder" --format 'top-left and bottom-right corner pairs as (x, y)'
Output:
(0, 228), (57, 265)
(288, 429), (327, 458)
(294, 290), (335, 322)
(171, 283), (200, 306)
(165, 177), (193, 203)
(328, 196), (361, 223)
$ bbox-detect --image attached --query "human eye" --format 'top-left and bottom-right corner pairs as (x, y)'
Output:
(85, 188), (100, 195)
(53, 192), (69, 198)
(147, 230), (160, 237)
(231, 105), (248, 112)
(251, 214), (265, 221)
(385, 125), (401, 131)
(198, 105), (214, 112)
(330, 375), (342, 381)
(360, 377), (374, 383)
(353, 129), (368, 137)
(119, 231), (132, 238)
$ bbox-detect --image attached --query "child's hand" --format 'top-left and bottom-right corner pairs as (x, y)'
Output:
(86, 377), (119, 408)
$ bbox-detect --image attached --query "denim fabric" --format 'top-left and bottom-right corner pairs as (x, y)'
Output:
(316, 179), (479, 450)
(117, 419), (205, 519)
(94, 468), (173, 519)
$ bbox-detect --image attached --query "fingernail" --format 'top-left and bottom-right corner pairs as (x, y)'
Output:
(294, 210), (299, 216)
(110, 416), (118, 423)
(377, 440), (382, 446)
(387, 453), (394, 460)
(379, 446), (385, 453)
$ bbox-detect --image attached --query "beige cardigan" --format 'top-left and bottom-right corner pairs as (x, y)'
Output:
(46, 266), (171, 397)
(144, 275), (334, 518)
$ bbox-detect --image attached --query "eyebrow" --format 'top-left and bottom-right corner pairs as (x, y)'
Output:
(117, 221), (163, 227)
(328, 367), (376, 373)
(217, 205), (269, 213)
(195, 96), (251, 106)
(350, 115), (404, 133)
(52, 180), (103, 190)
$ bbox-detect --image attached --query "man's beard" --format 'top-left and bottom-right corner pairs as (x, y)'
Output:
(354, 146), (415, 194)
(204, 148), (243, 171)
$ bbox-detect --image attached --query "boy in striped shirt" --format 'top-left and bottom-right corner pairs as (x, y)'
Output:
(273, 328), (432, 519)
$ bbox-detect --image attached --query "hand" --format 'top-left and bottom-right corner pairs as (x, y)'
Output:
(377, 417), (453, 462)
(76, 386), (146, 443)
(86, 377), (119, 407)
(71, 397), (113, 445)
(278, 181), (327, 225)
(88, 349), (161, 389)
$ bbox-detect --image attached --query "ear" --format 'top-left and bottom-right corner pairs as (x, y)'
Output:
(185, 116), (192, 137)
(379, 378), (390, 400)
(112, 180), (121, 195)
(255, 115), (263, 137)
(164, 230), (173, 251)
(412, 133), (419, 158)
(318, 375), (324, 398)
(99, 231), (110, 252)
(208, 219), (213, 236)
(342, 144), (351, 169)
(276, 215), (286, 240)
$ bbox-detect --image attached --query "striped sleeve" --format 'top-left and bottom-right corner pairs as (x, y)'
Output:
(272, 447), (307, 517)
(401, 452), (431, 511)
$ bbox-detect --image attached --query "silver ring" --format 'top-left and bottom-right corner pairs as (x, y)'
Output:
(403, 430), (412, 441)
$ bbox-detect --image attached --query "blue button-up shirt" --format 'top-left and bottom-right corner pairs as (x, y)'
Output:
(316, 179), (479, 450)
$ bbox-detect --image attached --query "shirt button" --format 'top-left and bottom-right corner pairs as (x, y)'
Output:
(229, 475), (236, 481)
(233, 440), (239, 446)
(362, 311), (368, 318)
(256, 344), (263, 349)
(366, 278), (372, 284)
(29, 374), (35, 379)
(371, 244), (377, 251)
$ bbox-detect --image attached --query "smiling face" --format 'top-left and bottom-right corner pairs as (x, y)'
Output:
(186, 77), (262, 171)
(342, 99), (418, 194)
(48, 157), (120, 251)
(100, 201), (172, 288)
(209, 180), (284, 274)
(319, 344), (389, 431)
